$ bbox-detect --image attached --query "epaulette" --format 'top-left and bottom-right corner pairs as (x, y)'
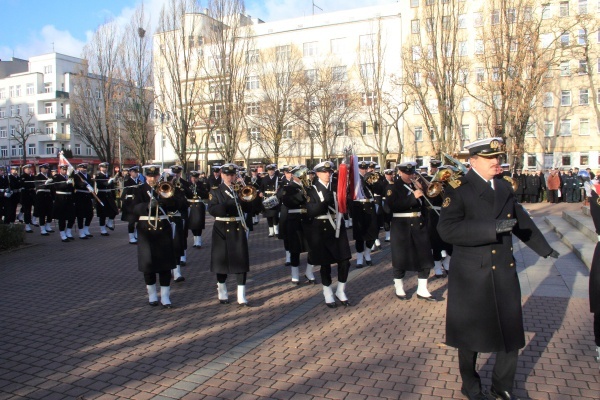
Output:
(447, 176), (466, 189)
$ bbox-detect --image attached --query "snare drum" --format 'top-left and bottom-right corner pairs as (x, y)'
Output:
(262, 195), (279, 209)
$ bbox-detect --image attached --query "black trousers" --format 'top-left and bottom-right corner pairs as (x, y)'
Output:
(320, 260), (350, 286)
(217, 273), (246, 285)
(458, 348), (518, 395)
(594, 312), (600, 346)
(394, 268), (431, 280)
(355, 239), (374, 253)
(144, 271), (171, 286)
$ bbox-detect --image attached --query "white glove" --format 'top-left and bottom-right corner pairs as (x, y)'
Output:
(4, 192), (11, 198)
(108, 178), (114, 185)
(86, 184), (94, 193)
(45, 179), (53, 185)
(67, 178), (74, 185)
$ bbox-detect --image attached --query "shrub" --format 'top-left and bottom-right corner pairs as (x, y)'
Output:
(0, 224), (25, 251)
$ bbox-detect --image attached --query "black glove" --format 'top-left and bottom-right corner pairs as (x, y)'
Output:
(495, 219), (517, 233)
(149, 197), (158, 209)
(545, 249), (560, 259)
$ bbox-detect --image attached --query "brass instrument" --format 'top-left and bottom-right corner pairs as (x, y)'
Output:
(405, 177), (440, 216)
(503, 176), (519, 192)
(157, 181), (175, 198)
(411, 173), (444, 198)
(233, 172), (258, 202)
(364, 171), (382, 186)
(292, 165), (311, 188)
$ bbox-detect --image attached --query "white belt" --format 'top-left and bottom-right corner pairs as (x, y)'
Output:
(56, 191), (72, 195)
(315, 214), (336, 220)
(97, 189), (112, 192)
(139, 215), (169, 221)
(287, 208), (307, 214)
(215, 216), (242, 222)
(125, 195), (134, 199)
(74, 189), (91, 194)
(0, 189), (5, 192)
(187, 199), (202, 203)
(36, 189), (51, 193)
(167, 211), (181, 217)
(427, 206), (441, 211)
(393, 212), (421, 218)
(264, 191), (276, 195)
(354, 198), (373, 203)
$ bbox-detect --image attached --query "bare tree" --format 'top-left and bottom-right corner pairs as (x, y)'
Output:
(10, 112), (38, 165)
(71, 20), (121, 164)
(401, 0), (468, 157)
(474, 0), (579, 169)
(246, 44), (303, 165)
(118, 4), (155, 166)
(155, 0), (206, 171)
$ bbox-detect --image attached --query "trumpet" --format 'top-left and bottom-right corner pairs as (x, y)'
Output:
(233, 173), (258, 202)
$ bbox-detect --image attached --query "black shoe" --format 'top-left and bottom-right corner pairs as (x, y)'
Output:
(433, 274), (445, 280)
(305, 275), (316, 284)
(61, 238), (70, 243)
(461, 387), (489, 400)
(365, 260), (373, 266)
(100, 232), (109, 236)
(129, 241), (137, 245)
(268, 234), (274, 237)
(107, 226), (114, 231)
(238, 302), (250, 307)
(326, 302), (337, 308)
(79, 236), (88, 240)
(25, 229), (33, 233)
(46, 229), (55, 233)
(356, 263), (364, 269)
(219, 299), (230, 304)
(85, 234), (93, 238)
(162, 303), (173, 309)
(149, 301), (159, 306)
(417, 294), (438, 302)
(180, 261), (186, 266)
(490, 386), (519, 400)
(384, 239), (390, 242)
(335, 296), (350, 307)
(174, 276), (185, 283)
(67, 236), (75, 241)
(396, 293), (408, 300)
(291, 280), (300, 285)
(285, 262), (291, 266)
(377, 245), (382, 251)
(41, 232), (49, 236)
(32, 223), (39, 227)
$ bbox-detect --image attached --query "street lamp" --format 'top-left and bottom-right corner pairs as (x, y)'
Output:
(152, 109), (172, 171)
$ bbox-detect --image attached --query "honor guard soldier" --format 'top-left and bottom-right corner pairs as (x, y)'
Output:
(588, 189), (600, 365)
(207, 164), (222, 190)
(20, 164), (36, 232)
(277, 166), (293, 265)
(0, 166), (8, 222)
(170, 165), (190, 268)
(260, 164), (281, 237)
(305, 161), (352, 307)
(353, 161), (379, 268)
(52, 165), (76, 242)
(133, 165), (185, 308)
(33, 163), (55, 235)
(500, 163), (511, 178)
(207, 163), (253, 306)
(426, 160), (452, 278)
(167, 165), (188, 282)
(4, 166), (23, 224)
(95, 162), (118, 236)
(121, 166), (141, 244)
(381, 169), (395, 242)
(73, 163), (95, 239)
(248, 168), (263, 225)
(438, 137), (559, 400)
(278, 165), (315, 284)
(383, 161), (437, 301)
(187, 171), (208, 248)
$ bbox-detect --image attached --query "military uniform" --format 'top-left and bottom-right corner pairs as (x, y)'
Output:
(4, 167), (22, 224)
(52, 167), (76, 241)
(437, 137), (556, 399)
(207, 164), (253, 306)
(167, 166), (189, 281)
(425, 160), (453, 277)
(121, 167), (141, 244)
(20, 166), (36, 232)
(589, 190), (600, 363)
(352, 162), (380, 268)
(94, 163), (118, 235)
(33, 164), (54, 235)
(260, 165), (281, 237)
(73, 164), (95, 238)
(186, 171), (208, 248)
(0, 168), (9, 223)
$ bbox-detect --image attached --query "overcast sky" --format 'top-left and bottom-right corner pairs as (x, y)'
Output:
(0, 0), (394, 61)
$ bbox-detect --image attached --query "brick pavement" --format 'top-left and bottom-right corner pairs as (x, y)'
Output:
(0, 202), (598, 400)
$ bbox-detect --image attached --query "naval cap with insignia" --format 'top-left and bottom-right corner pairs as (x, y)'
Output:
(290, 165), (306, 174)
(170, 165), (183, 173)
(501, 163), (510, 168)
(10, 165), (18, 170)
(266, 164), (276, 171)
(281, 165), (291, 173)
(368, 161), (377, 168)
(59, 164), (68, 170)
(430, 159), (442, 168)
(384, 169), (394, 176)
(23, 164), (32, 169)
(464, 137), (506, 157)
(190, 171), (200, 178)
(314, 161), (335, 173)
(220, 163), (238, 175)
(98, 162), (109, 168)
(0, 165), (5, 170)
(128, 166), (140, 173)
(397, 161), (418, 174)
(358, 161), (369, 170)
(142, 165), (161, 176)
(211, 164), (222, 172)
(39, 163), (50, 169)
(76, 163), (88, 169)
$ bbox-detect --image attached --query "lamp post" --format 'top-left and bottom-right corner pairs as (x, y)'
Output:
(152, 109), (172, 171)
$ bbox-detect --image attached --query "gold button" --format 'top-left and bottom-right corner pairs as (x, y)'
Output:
(511, 247), (513, 251)
(510, 263), (514, 267)
(492, 250), (496, 254)
(492, 266), (496, 270)
(410, 224), (413, 226)
(226, 230), (229, 232)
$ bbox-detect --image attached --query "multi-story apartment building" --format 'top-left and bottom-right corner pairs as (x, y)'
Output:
(0, 53), (100, 169)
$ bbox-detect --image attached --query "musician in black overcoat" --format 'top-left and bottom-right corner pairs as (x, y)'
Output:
(247, 168), (263, 225)
(186, 171), (208, 248)
(260, 164), (281, 237)
(20, 164), (36, 232)
(73, 163), (95, 239)
(0, 166), (8, 223)
(4, 166), (22, 225)
(94, 162), (118, 236)
(207, 165), (222, 190)
(170, 165), (190, 271)
(132, 165), (183, 308)
(121, 166), (141, 244)
(352, 161), (380, 268)
(426, 161), (452, 278)
(383, 162), (436, 302)
(33, 163), (54, 235)
(381, 169), (394, 242)
(207, 164), (253, 306)
(52, 165), (75, 242)
(437, 137), (558, 400)
(588, 190), (600, 365)
(525, 170), (541, 203)
(305, 161), (352, 307)
(512, 169), (527, 202)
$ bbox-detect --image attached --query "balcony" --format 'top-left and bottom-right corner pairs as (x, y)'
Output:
(36, 90), (70, 101)
(36, 132), (71, 141)
(36, 112), (69, 122)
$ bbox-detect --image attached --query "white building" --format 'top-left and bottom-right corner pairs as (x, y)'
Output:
(0, 53), (99, 169)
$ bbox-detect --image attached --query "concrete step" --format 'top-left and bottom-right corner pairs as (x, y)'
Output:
(582, 205), (590, 216)
(544, 215), (595, 270)
(562, 210), (598, 243)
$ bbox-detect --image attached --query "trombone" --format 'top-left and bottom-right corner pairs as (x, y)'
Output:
(407, 176), (440, 216)
(233, 172), (258, 202)
(411, 173), (444, 198)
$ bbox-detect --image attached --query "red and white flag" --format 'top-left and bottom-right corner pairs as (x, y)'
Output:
(58, 151), (74, 177)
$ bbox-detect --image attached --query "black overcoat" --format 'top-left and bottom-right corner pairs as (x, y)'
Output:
(351, 175), (379, 242)
(186, 182), (207, 230)
(207, 184), (251, 274)
(278, 182), (309, 254)
(260, 175), (281, 218)
(51, 174), (75, 221)
(438, 170), (553, 353)
(589, 191), (600, 313)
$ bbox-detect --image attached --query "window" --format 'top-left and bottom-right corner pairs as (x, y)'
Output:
(579, 60), (588, 74)
(491, 10), (500, 25)
(28, 105), (34, 115)
(86, 145), (92, 156)
(458, 14), (467, 28)
(580, 118), (590, 135)
(475, 40), (484, 54)
(580, 88), (589, 105)
(561, 90), (571, 106)
(0, 108), (4, 118)
(581, 154), (589, 165)
(597, 58), (600, 73)
(15, 85), (21, 97)
(303, 41), (318, 57)
(411, 19), (420, 34)
(27, 143), (36, 156)
(45, 123), (53, 134)
(426, 18), (435, 32)
(209, 105), (223, 121)
(360, 63), (374, 80)
(360, 121), (372, 136)
(246, 102), (259, 116)
(45, 144), (55, 155)
(461, 124), (470, 140)
(560, 61), (571, 76)
(0, 88), (5, 99)
(414, 100), (422, 115)
(544, 122), (554, 137)
(474, 12), (483, 27)
(330, 38), (345, 55)
(579, 0), (588, 14)
(246, 75), (259, 90)
(0, 127), (5, 138)
(0, 146), (6, 158)
(524, 6), (533, 20)
(44, 65), (52, 74)
(476, 124), (486, 139)
(362, 92), (376, 106)
(458, 41), (468, 56)
(28, 124), (35, 134)
(74, 144), (81, 155)
(492, 67), (500, 81)
(526, 123), (536, 137)
(476, 68), (485, 82)
(412, 46), (421, 61)
(560, 32), (570, 47)
(560, 119), (571, 136)
(442, 16), (450, 30)
(45, 102), (53, 114)
(410, 0), (419, 7)
(10, 125), (15, 136)
(543, 92), (554, 107)
(359, 34), (374, 52)
(248, 127), (260, 141)
(282, 125), (293, 139)
(458, 69), (468, 84)
(332, 66), (347, 81)
(507, 8), (517, 23)
(597, 88), (600, 104)
(415, 126), (423, 141)
(276, 45), (290, 60)
(560, 1), (570, 16)
(460, 97), (470, 111)
(9, 86), (14, 97)
(11, 145), (22, 157)
(528, 155), (537, 167)
(334, 122), (348, 136)
(15, 105), (20, 115)
(44, 83), (52, 93)
(429, 99), (439, 113)
(579, 29), (588, 45)
(562, 155), (571, 166)
(305, 69), (316, 83)
(246, 49), (259, 64)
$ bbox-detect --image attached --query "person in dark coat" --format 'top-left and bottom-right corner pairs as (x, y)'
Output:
(351, 161), (380, 268)
(512, 169), (527, 203)
(589, 189), (600, 365)
(381, 169), (395, 242)
(562, 170), (578, 203)
(305, 161), (352, 307)
(186, 171), (208, 248)
(33, 163), (54, 235)
(207, 165), (222, 190)
(94, 162), (118, 236)
(438, 137), (559, 400)
(260, 164), (281, 237)
(170, 165), (189, 273)
(3, 166), (22, 224)
(20, 164), (36, 233)
(525, 169), (541, 203)
(538, 170), (547, 202)
(73, 163), (95, 239)
(52, 165), (75, 242)
(207, 164), (253, 306)
(383, 161), (436, 301)
(133, 165), (182, 308)
(0, 166), (9, 223)
(121, 166), (141, 244)
(426, 164), (453, 278)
